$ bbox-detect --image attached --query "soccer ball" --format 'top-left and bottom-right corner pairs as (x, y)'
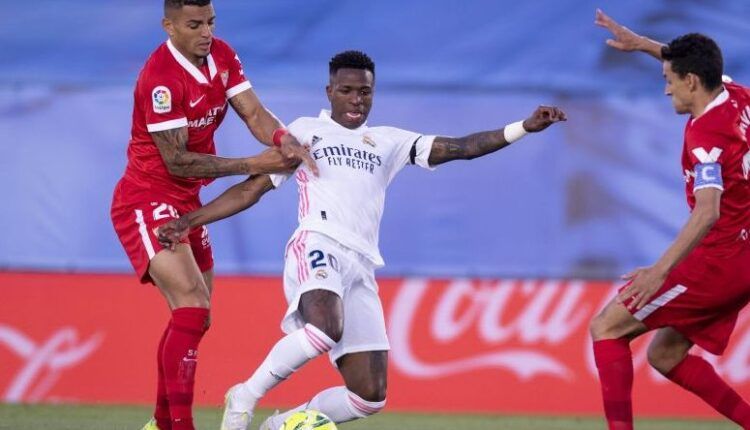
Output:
(279, 410), (337, 430)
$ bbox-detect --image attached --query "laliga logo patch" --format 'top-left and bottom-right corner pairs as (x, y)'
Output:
(315, 269), (328, 280)
(152, 86), (172, 113)
(221, 70), (229, 87)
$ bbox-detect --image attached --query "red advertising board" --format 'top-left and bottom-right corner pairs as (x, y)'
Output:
(2, 272), (749, 418)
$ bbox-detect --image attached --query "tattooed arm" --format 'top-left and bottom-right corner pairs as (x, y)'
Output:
(429, 129), (509, 166)
(428, 105), (567, 166)
(229, 89), (319, 175)
(152, 126), (296, 178)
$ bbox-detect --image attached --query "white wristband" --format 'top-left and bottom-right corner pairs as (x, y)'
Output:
(503, 121), (528, 143)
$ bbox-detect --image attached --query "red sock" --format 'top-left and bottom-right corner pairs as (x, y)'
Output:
(593, 338), (634, 430)
(155, 322), (172, 430)
(666, 354), (750, 429)
(162, 307), (210, 430)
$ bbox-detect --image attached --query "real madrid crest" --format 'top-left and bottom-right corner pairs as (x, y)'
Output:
(315, 269), (328, 280)
(362, 135), (376, 147)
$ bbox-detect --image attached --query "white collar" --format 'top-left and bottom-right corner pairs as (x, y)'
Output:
(319, 109), (368, 131)
(694, 86), (729, 122)
(166, 39), (217, 84)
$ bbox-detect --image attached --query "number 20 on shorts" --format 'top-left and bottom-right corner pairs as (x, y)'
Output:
(307, 250), (339, 273)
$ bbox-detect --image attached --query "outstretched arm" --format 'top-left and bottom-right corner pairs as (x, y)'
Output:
(152, 127), (298, 178)
(595, 8), (664, 61)
(229, 89), (319, 175)
(156, 174), (276, 249)
(428, 105), (566, 166)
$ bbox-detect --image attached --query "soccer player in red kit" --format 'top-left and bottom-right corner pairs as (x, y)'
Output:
(110, 1), (315, 429)
(590, 9), (750, 430)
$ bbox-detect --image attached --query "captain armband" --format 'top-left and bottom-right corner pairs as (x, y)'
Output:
(693, 162), (724, 192)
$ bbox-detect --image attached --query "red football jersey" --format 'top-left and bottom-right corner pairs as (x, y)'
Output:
(682, 82), (750, 256)
(122, 37), (251, 201)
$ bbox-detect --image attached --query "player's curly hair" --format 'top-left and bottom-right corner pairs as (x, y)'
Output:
(661, 33), (723, 91)
(329, 51), (375, 77)
(165, 0), (211, 11)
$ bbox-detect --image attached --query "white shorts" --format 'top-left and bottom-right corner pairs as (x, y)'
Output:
(282, 230), (390, 364)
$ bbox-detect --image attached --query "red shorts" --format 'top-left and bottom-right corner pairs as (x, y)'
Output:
(110, 178), (214, 284)
(626, 245), (750, 355)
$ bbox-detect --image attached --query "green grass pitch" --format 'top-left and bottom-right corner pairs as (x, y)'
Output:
(0, 404), (735, 430)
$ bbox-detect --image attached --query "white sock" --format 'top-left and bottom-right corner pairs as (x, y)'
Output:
(238, 324), (335, 408)
(268, 386), (386, 428)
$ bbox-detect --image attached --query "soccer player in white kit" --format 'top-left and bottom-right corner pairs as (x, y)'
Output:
(157, 50), (566, 429)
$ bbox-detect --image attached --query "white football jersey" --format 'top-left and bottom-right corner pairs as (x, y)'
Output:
(271, 110), (436, 267)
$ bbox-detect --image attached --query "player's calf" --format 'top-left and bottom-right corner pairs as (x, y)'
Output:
(338, 352), (388, 402)
(589, 301), (647, 430)
(646, 327), (692, 375)
(347, 379), (386, 403)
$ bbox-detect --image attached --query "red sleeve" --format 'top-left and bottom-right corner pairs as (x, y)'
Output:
(685, 122), (729, 166)
(686, 120), (733, 192)
(220, 40), (252, 99)
(140, 67), (188, 133)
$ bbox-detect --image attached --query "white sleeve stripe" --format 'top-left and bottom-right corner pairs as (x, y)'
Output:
(694, 183), (724, 192)
(147, 118), (188, 132)
(633, 284), (687, 321)
(226, 81), (252, 99)
(134, 209), (156, 260)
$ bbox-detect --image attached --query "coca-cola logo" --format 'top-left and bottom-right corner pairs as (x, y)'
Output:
(389, 279), (590, 379)
(0, 325), (104, 402)
(389, 278), (750, 383)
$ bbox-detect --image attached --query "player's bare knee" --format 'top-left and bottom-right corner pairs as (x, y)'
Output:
(186, 284), (211, 308)
(325, 322), (343, 343)
(301, 309), (343, 342)
(308, 318), (343, 343)
(174, 277), (210, 308)
(589, 301), (644, 341)
(589, 311), (611, 341)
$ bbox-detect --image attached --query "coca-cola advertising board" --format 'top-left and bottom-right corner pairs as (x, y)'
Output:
(2, 272), (749, 419)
